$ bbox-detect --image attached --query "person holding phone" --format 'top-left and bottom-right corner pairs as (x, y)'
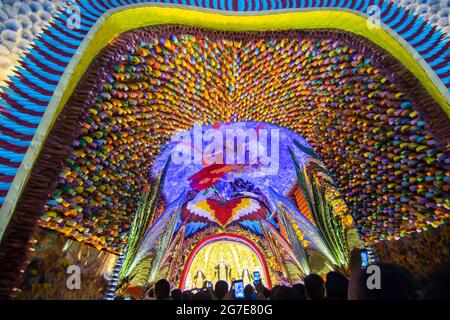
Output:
(253, 271), (261, 285)
(232, 279), (245, 299)
(200, 280), (216, 299)
(348, 248), (364, 300)
(360, 249), (369, 269)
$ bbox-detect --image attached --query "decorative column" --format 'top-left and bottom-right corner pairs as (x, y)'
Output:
(104, 254), (125, 300)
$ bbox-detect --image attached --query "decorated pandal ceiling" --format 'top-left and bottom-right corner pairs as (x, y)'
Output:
(0, 1), (449, 297)
(34, 26), (449, 257)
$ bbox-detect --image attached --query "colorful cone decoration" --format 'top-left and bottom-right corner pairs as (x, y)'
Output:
(37, 27), (448, 253)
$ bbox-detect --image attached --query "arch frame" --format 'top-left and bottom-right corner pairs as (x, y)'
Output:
(179, 232), (273, 290)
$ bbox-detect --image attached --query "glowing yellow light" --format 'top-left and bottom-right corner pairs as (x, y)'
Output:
(184, 240), (266, 290)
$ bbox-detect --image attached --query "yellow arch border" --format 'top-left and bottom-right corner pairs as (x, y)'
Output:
(1, 5), (449, 240)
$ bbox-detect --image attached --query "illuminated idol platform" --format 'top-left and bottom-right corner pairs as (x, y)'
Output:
(181, 234), (271, 290)
(0, 1), (448, 300)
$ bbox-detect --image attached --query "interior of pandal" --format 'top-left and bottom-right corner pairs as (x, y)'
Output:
(0, 1), (448, 300)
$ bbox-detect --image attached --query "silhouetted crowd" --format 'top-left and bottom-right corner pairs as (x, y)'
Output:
(137, 250), (450, 300)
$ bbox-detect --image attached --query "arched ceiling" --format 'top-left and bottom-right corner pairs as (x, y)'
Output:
(1, 2), (450, 221)
(5, 26), (444, 254)
(0, 0), (448, 302)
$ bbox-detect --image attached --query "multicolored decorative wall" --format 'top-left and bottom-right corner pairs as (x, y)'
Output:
(0, 1), (449, 299)
(372, 221), (450, 281)
(16, 227), (117, 299)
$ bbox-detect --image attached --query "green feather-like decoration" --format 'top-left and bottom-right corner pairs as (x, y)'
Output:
(119, 156), (171, 279)
(290, 145), (349, 269)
